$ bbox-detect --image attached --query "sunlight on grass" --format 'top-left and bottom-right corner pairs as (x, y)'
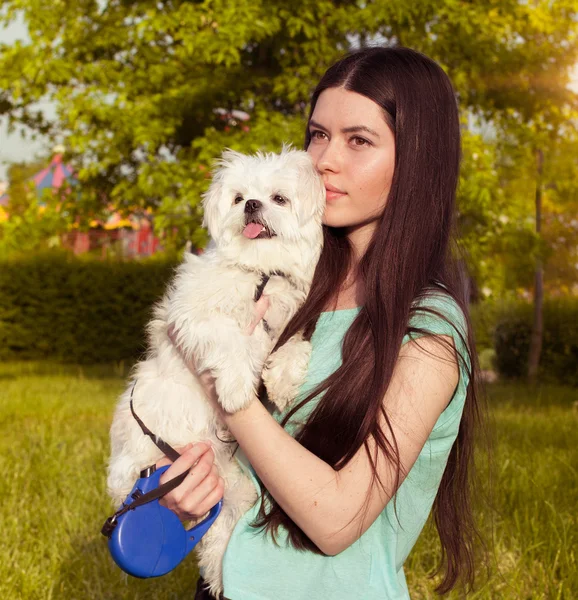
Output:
(0, 363), (576, 599)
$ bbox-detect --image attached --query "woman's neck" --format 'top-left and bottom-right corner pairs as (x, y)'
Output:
(325, 275), (364, 311)
(345, 220), (377, 262)
(322, 222), (374, 312)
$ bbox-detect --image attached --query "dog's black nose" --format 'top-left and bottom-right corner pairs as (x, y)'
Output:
(245, 199), (262, 214)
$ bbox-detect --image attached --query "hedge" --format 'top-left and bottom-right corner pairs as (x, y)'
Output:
(0, 250), (179, 364)
(1, 251), (576, 385)
(471, 297), (577, 386)
(493, 299), (578, 386)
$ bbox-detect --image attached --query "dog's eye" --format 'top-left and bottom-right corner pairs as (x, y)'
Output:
(234, 195), (244, 205)
(272, 195), (288, 206)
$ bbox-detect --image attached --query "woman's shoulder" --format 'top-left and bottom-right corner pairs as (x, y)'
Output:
(406, 286), (470, 370)
(404, 287), (472, 421)
(410, 286), (467, 334)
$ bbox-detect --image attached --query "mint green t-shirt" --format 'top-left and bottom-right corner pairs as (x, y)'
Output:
(222, 293), (470, 600)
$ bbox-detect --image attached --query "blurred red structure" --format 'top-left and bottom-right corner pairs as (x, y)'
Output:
(61, 221), (160, 258)
(2, 151), (162, 258)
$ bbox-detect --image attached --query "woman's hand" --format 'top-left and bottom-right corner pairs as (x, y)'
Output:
(156, 442), (224, 522)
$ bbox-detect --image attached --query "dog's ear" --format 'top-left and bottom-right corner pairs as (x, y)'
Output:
(201, 176), (224, 241)
(202, 149), (245, 241)
(286, 150), (325, 223)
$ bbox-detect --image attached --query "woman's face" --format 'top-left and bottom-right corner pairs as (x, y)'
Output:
(307, 87), (396, 235)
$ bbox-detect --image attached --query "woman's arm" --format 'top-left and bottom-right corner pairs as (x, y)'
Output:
(220, 334), (459, 556)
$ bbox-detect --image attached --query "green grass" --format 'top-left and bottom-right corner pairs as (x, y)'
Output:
(406, 382), (577, 599)
(0, 362), (576, 599)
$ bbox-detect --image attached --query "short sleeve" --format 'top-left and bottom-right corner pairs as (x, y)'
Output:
(402, 292), (471, 388)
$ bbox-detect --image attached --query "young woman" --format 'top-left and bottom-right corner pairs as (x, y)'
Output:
(161, 46), (484, 599)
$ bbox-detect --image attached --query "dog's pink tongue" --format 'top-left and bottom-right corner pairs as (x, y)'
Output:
(243, 223), (265, 239)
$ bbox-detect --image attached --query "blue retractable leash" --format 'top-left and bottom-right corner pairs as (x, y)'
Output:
(101, 381), (223, 578)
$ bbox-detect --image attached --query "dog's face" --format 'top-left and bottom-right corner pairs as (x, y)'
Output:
(202, 148), (325, 248)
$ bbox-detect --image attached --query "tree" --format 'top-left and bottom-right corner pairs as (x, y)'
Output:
(492, 113), (578, 380)
(2, 157), (48, 215)
(405, 0), (578, 380)
(2, 0), (577, 250)
(1, 0), (364, 248)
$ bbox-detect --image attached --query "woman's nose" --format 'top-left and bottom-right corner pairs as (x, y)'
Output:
(314, 143), (341, 174)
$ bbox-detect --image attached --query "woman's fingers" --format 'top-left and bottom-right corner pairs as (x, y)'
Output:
(155, 443), (193, 469)
(191, 476), (225, 517)
(176, 467), (223, 517)
(159, 442), (212, 486)
(157, 442), (224, 521)
(246, 294), (270, 335)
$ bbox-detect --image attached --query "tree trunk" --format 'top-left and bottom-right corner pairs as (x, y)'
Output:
(528, 148), (544, 383)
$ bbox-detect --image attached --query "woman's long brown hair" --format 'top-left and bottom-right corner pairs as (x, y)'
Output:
(253, 46), (486, 594)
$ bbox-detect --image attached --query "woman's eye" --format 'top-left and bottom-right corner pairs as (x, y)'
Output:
(234, 195), (243, 204)
(351, 136), (370, 147)
(310, 130), (326, 141)
(273, 195), (287, 205)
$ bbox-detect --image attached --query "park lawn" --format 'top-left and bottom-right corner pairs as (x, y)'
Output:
(0, 361), (576, 600)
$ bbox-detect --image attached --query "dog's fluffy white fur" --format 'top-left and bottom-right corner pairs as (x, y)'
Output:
(107, 148), (325, 595)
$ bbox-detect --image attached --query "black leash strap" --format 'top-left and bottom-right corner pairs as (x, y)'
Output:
(101, 469), (189, 537)
(128, 381), (181, 462)
(253, 270), (289, 302)
(101, 381), (190, 538)
(254, 274), (270, 302)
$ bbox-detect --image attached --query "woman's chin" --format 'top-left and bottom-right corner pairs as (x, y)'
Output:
(322, 211), (357, 229)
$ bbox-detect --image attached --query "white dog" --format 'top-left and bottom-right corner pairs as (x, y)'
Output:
(107, 148), (325, 596)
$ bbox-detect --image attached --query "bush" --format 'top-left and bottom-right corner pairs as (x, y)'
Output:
(3, 252), (577, 385)
(477, 347), (496, 371)
(494, 299), (578, 386)
(470, 300), (504, 351)
(0, 250), (180, 363)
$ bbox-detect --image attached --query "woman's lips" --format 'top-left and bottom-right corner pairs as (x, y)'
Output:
(325, 185), (346, 201)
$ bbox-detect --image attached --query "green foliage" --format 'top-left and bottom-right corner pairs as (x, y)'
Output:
(493, 299), (578, 385)
(488, 117), (578, 295)
(477, 347), (496, 371)
(0, 189), (71, 257)
(457, 129), (508, 291)
(0, 250), (179, 363)
(2, 0), (578, 261)
(3, 158), (48, 213)
(0, 156), (84, 256)
(0, 0), (358, 247)
(470, 299), (511, 351)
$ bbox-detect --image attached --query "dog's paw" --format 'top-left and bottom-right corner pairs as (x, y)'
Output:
(262, 332), (311, 412)
(215, 371), (256, 413)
